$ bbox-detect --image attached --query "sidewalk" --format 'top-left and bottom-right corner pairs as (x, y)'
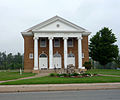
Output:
(0, 83), (120, 93)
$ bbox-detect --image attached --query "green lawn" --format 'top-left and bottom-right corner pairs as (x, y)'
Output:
(0, 69), (120, 85)
(0, 76), (120, 85)
(0, 71), (36, 81)
(86, 69), (120, 76)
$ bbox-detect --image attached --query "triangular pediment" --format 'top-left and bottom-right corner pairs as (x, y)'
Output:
(34, 20), (80, 31)
(24, 16), (88, 32)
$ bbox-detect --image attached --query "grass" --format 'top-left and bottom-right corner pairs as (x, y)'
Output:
(0, 69), (120, 85)
(0, 71), (36, 81)
(0, 76), (120, 85)
(86, 69), (120, 76)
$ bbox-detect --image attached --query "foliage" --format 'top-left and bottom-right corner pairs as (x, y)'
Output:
(89, 27), (119, 67)
(49, 72), (93, 77)
(70, 73), (79, 76)
(0, 52), (23, 70)
(83, 61), (92, 70)
(49, 73), (57, 77)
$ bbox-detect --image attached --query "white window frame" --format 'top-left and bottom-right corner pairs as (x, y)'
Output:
(68, 38), (73, 47)
(40, 38), (46, 47)
(54, 38), (60, 47)
(29, 53), (33, 59)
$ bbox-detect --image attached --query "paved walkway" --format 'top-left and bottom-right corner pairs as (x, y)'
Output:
(0, 83), (120, 92)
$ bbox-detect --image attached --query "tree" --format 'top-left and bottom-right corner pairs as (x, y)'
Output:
(0, 52), (23, 70)
(89, 27), (119, 68)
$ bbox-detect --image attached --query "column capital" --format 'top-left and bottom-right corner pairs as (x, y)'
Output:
(33, 37), (39, 40)
(77, 36), (83, 40)
(63, 37), (68, 40)
(48, 37), (53, 40)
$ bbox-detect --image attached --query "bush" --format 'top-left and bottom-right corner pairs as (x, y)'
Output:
(70, 73), (79, 76)
(83, 61), (92, 70)
(49, 73), (57, 77)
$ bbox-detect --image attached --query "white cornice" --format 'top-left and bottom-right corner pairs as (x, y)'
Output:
(21, 16), (91, 36)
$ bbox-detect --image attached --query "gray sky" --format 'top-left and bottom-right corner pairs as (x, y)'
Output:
(0, 0), (120, 54)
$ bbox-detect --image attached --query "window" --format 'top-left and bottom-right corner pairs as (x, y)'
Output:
(54, 52), (61, 57)
(68, 53), (75, 57)
(54, 38), (60, 47)
(82, 53), (84, 58)
(39, 53), (47, 57)
(68, 38), (73, 47)
(40, 38), (46, 47)
(29, 53), (33, 59)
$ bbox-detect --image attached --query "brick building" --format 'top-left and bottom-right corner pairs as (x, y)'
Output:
(21, 16), (91, 73)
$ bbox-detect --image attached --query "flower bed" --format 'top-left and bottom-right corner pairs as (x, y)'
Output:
(49, 73), (98, 78)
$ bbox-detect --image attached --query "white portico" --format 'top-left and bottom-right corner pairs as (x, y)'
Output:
(21, 16), (91, 72)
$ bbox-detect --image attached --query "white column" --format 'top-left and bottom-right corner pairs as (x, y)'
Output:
(77, 35), (83, 69)
(63, 37), (68, 69)
(33, 37), (39, 70)
(49, 37), (53, 69)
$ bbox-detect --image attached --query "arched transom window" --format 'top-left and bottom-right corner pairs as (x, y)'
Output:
(68, 52), (75, 57)
(53, 52), (61, 57)
(39, 53), (47, 58)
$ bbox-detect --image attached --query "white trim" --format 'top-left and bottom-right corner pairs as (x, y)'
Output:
(21, 16), (91, 36)
(34, 32), (84, 38)
(22, 16), (89, 32)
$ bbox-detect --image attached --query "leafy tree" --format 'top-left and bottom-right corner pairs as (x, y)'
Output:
(89, 27), (119, 68)
(83, 61), (92, 70)
(0, 52), (23, 70)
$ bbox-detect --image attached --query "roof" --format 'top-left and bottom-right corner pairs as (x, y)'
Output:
(21, 16), (91, 36)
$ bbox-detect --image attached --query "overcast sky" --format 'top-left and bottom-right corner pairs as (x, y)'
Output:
(0, 0), (120, 54)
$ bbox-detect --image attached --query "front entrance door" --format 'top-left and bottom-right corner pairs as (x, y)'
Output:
(67, 52), (75, 66)
(39, 53), (48, 69)
(53, 52), (62, 69)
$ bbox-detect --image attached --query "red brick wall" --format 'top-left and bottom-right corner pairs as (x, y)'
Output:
(23, 36), (34, 72)
(23, 36), (89, 71)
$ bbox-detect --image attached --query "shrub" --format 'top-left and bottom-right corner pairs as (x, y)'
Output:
(83, 61), (92, 70)
(71, 73), (79, 76)
(49, 73), (57, 77)
(62, 73), (68, 77)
